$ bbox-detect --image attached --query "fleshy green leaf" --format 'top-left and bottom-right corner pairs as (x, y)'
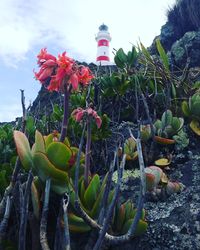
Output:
(83, 174), (100, 210)
(121, 219), (148, 235)
(46, 142), (72, 171)
(33, 152), (68, 184)
(32, 130), (45, 155)
(13, 131), (33, 170)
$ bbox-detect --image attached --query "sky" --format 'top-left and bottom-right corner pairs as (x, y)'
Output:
(0, 0), (176, 122)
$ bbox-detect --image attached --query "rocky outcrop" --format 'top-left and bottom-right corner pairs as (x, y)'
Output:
(171, 31), (200, 69)
(150, 0), (200, 71)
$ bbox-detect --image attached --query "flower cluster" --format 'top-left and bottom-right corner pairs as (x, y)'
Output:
(35, 48), (93, 92)
(72, 107), (102, 128)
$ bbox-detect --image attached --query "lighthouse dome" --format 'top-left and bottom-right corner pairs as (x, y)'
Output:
(99, 24), (108, 31)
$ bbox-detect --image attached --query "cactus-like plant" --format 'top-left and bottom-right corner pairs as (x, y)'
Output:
(154, 110), (184, 144)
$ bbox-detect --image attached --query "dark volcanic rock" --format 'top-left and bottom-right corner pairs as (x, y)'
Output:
(110, 151), (200, 250)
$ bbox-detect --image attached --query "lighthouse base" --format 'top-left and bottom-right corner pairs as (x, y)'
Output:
(96, 61), (113, 66)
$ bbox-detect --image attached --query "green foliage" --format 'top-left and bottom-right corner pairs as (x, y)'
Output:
(69, 174), (111, 232)
(182, 93), (200, 121)
(114, 47), (138, 69)
(173, 129), (189, 150)
(13, 131), (33, 170)
(123, 137), (138, 161)
(154, 110), (184, 139)
(112, 200), (147, 236)
(182, 93), (200, 135)
(13, 130), (84, 194)
(156, 39), (170, 73)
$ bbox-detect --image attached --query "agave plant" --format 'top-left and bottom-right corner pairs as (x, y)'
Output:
(154, 110), (184, 144)
(182, 93), (200, 135)
(14, 130), (85, 194)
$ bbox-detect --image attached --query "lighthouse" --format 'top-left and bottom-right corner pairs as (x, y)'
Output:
(95, 24), (111, 66)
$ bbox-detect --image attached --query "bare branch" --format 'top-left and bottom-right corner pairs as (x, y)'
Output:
(18, 171), (33, 250)
(40, 179), (51, 250)
(62, 194), (71, 250)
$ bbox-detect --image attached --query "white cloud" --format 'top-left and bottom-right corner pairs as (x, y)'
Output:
(0, 0), (176, 67)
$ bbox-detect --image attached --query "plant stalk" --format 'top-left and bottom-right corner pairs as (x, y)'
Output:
(84, 117), (92, 187)
(60, 87), (70, 142)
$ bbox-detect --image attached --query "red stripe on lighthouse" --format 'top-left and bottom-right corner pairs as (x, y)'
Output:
(98, 39), (109, 47)
(96, 56), (110, 61)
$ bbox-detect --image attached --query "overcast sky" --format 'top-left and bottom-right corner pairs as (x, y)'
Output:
(0, 0), (176, 122)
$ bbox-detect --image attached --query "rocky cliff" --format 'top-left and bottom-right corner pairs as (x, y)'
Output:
(150, 0), (200, 70)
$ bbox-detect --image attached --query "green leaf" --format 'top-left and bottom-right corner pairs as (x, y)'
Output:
(32, 130), (45, 155)
(13, 131), (33, 170)
(90, 174), (108, 218)
(140, 42), (153, 63)
(68, 213), (91, 233)
(33, 152), (68, 184)
(156, 39), (169, 73)
(193, 81), (200, 89)
(182, 101), (190, 117)
(115, 203), (126, 231)
(31, 179), (40, 219)
(114, 55), (125, 69)
(121, 219), (148, 235)
(46, 142), (72, 171)
(161, 110), (173, 127)
(83, 174), (100, 210)
(117, 48), (127, 64)
(171, 83), (176, 98)
(26, 116), (36, 135)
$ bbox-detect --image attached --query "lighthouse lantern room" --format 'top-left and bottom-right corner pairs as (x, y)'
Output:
(95, 24), (111, 66)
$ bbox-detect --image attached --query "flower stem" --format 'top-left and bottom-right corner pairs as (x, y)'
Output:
(60, 87), (70, 142)
(84, 117), (91, 187)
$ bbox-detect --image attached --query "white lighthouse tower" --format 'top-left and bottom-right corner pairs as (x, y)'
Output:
(95, 24), (111, 66)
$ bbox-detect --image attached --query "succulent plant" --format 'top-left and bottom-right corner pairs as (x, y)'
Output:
(68, 176), (148, 236)
(145, 166), (184, 197)
(154, 110), (184, 144)
(123, 137), (138, 161)
(14, 130), (85, 194)
(112, 200), (147, 236)
(182, 94), (200, 135)
(68, 173), (114, 233)
(182, 93), (200, 120)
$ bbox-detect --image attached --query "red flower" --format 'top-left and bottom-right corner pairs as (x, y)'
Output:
(78, 66), (94, 86)
(72, 107), (102, 128)
(37, 48), (57, 66)
(71, 108), (84, 122)
(55, 52), (80, 91)
(35, 48), (94, 93)
(35, 48), (57, 85)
